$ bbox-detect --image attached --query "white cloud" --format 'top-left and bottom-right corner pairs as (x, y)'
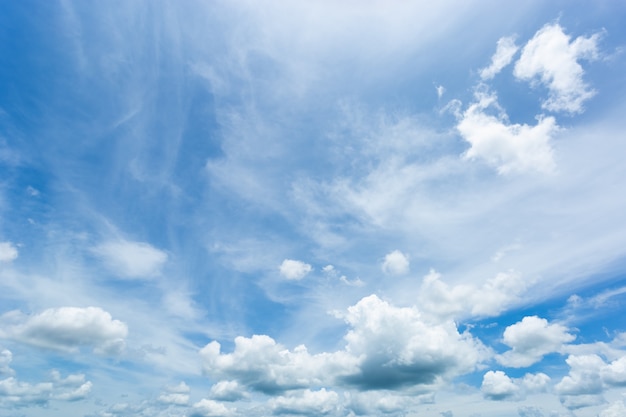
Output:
(381, 250), (410, 275)
(0, 241), (18, 263)
(0, 348), (13, 376)
(480, 370), (549, 401)
(269, 388), (339, 415)
(480, 36), (519, 80)
(0, 369), (92, 408)
(279, 259), (313, 280)
(1, 307), (128, 354)
(457, 89), (558, 174)
(157, 381), (190, 406)
(200, 294), (487, 394)
(497, 316), (575, 368)
(555, 354), (605, 409)
(418, 269), (527, 320)
(514, 23), (600, 113)
(210, 380), (247, 402)
(190, 399), (235, 417)
(92, 239), (168, 279)
(481, 370), (519, 400)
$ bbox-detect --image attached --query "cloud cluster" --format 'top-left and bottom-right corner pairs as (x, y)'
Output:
(0, 307), (127, 354)
(480, 36), (519, 80)
(381, 250), (410, 276)
(0, 348), (92, 408)
(481, 370), (550, 401)
(514, 23), (600, 113)
(201, 294), (487, 397)
(496, 316), (576, 367)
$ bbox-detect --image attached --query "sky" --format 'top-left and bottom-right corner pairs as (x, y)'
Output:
(1, 1), (626, 416)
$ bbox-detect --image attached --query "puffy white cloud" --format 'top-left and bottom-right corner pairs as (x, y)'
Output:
(210, 380), (247, 402)
(1, 307), (128, 354)
(418, 269), (527, 320)
(481, 370), (550, 401)
(457, 89), (558, 174)
(92, 239), (168, 279)
(481, 370), (519, 400)
(514, 23), (600, 113)
(480, 36), (519, 80)
(555, 354), (605, 409)
(269, 388), (339, 415)
(599, 398), (626, 417)
(497, 316), (575, 367)
(0, 241), (18, 263)
(201, 294), (487, 394)
(279, 259), (313, 280)
(0, 369), (92, 407)
(190, 399), (235, 417)
(381, 250), (410, 276)
(340, 294), (487, 390)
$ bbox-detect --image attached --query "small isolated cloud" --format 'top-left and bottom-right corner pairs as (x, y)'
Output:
(92, 239), (168, 279)
(1, 307), (128, 354)
(457, 89), (558, 174)
(436, 84), (446, 99)
(190, 399), (235, 417)
(279, 259), (312, 280)
(381, 250), (410, 276)
(480, 36), (519, 80)
(481, 370), (550, 401)
(269, 388), (339, 416)
(0, 348), (14, 376)
(514, 23), (600, 113)
(497, 316), (575, 368)
(0, 241), (18, 263)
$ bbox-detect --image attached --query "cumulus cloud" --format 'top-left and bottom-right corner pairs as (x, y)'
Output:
(0, 348), (13, 376)
(457, 89), (558, 174)
(189, 399), (235, 417)
(92, 239), (168, 279)
(480, 36), (519, 80)
(200, 294), (487, 394)
(279, 259), (313, 280)
(381, 250), (410, 276)
(418, 269), (527, 320)
(0, 366), (92, 408)
(210, 380), (247, 402)
(514, 23), (600, 113)
(157, 382), (190, 406)
(481, 370), (549, 401)
(269, 388), (339, 415)
(0, 307), (128, 354)
(497, 316), (575, 368)
(0, 242), (18, 263)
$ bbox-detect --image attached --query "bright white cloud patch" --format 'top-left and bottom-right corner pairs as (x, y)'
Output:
(210, 380), (247, 402)
(1, 307), (128, 354)
(418, 269), (527, 320)
(190, 398), (235, 417)
(92, 239), (168, 279)
(497, 316), (575, 367)
(200, 294), (487, 394)
(514, 23), (600, 113)
(457, 89), (558, 174)
(381, 250), (410, 275)
(0, 348), (14, 376)
(279, 259), (312, 280)
(0, 241), (18, 263)
(481, 370), (550, 401)
(480, 36), (519, 80)
(600, 398), (626, 417)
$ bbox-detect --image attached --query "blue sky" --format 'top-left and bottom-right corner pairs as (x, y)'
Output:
(1, 1), (626, 416)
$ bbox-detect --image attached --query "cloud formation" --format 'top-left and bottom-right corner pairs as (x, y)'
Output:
(514, 23), (600, 113)
(497, 316), (576, 367)
(279, 259), (313, 280)
(92, 239), (168, 279)
(1, 307), (127, 354)
(381, 250), (410, 276)
(0, 242), (18, 263)
(480, 36), (519, 80)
